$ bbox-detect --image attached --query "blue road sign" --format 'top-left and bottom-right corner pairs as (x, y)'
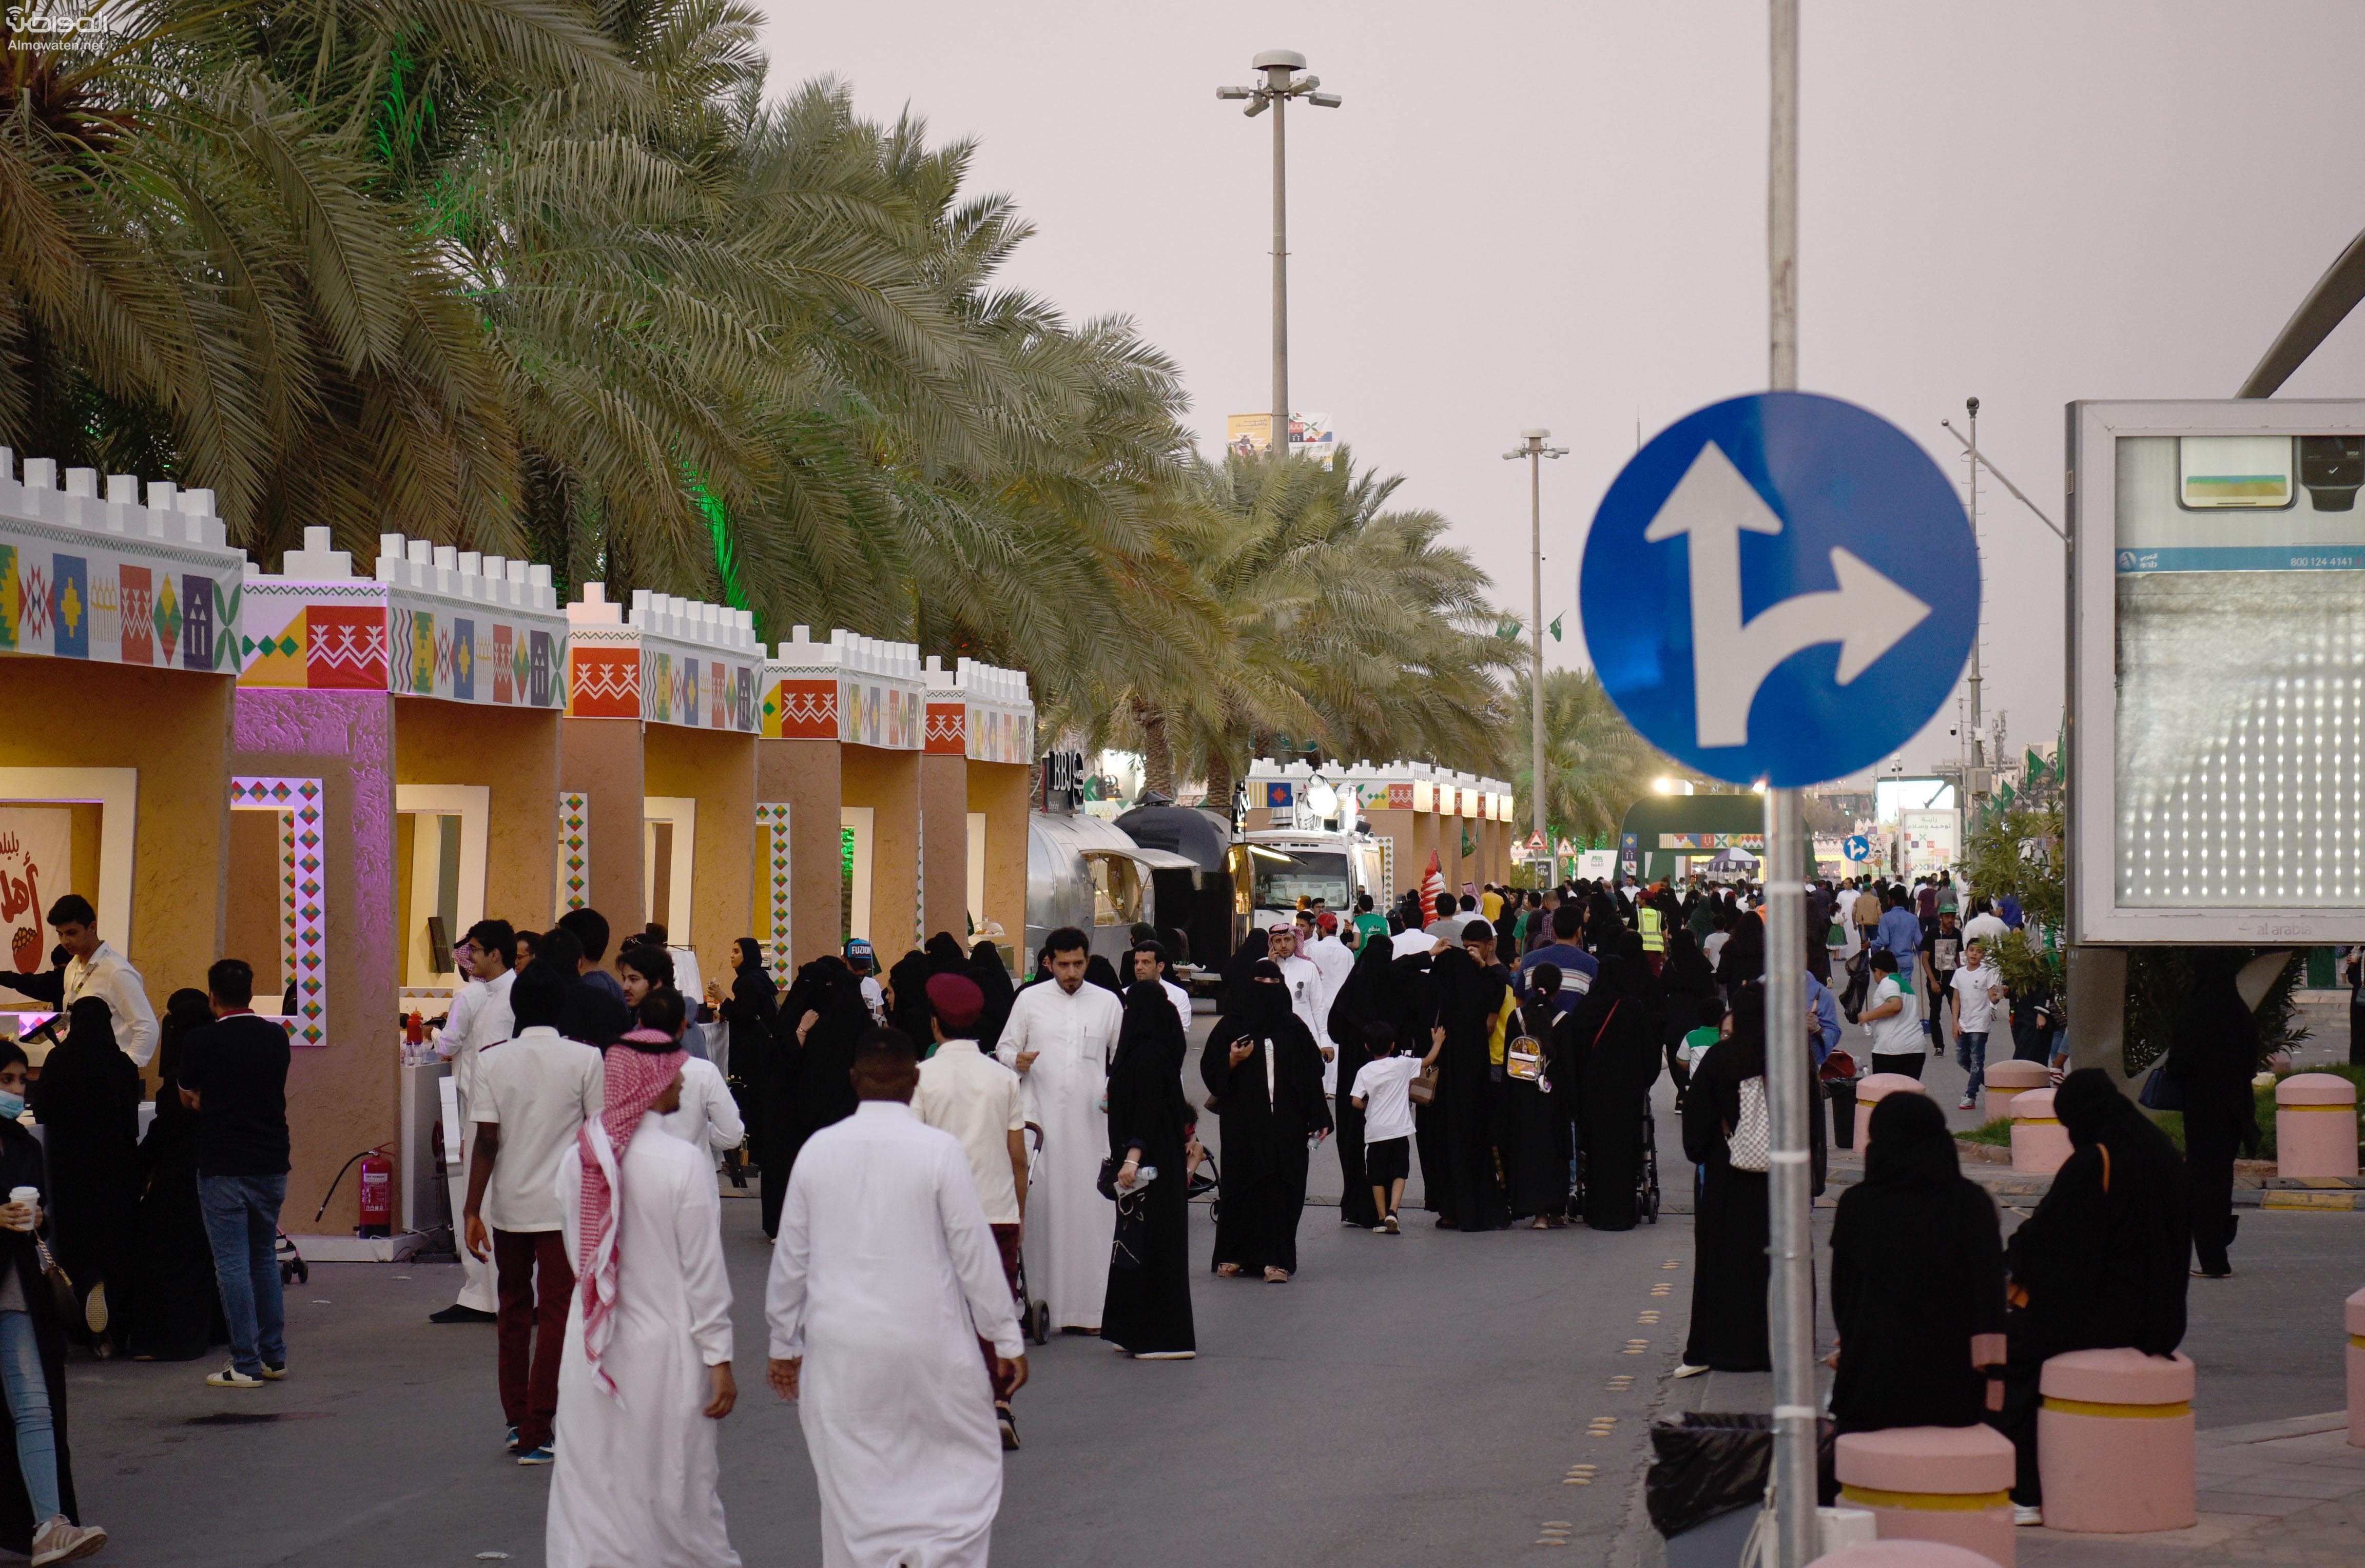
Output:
(1579, 391), (1978, 787)
(1844, 834), (1872, 861)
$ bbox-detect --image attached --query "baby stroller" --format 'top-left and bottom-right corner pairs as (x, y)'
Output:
(276, 1231), (309, 1287)
(1014, 1124), (1050, 1346)
(1637, 1110), (1661, 1224)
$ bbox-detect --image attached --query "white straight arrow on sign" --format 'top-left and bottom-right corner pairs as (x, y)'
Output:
(1642, 442), (1932, 749)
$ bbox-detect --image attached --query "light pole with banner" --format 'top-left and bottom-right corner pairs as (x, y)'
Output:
(1216, 52), (1342, 462)
(1505, 428), (1569, 882)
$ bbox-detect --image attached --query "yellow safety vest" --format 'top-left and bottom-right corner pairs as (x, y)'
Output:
(1639, 905), (1664, 953)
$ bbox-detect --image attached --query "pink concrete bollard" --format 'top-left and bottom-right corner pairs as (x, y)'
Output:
(1810, 1542), (2000, 1568)
(2036, 1349), (2197, 1533)
(1982, 1059), (2049, 1125)
(2010, 1087), (2070, 1175)
(1834, 1425), (2017, 1566)
(1855, 1073), (1928, 1151)
(2275, 1073), (2359, 1180)
(2349, 1286), (2365, 1448)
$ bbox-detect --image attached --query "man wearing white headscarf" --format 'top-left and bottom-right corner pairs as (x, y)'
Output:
(769, 1028), (1027, 1568)
(546, 1029), (741, 1567)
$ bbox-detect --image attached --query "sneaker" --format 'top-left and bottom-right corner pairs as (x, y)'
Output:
(206, 1365), (263, 1389)
(1672, 1363), (1711, 1379)
(29, 1515), (106, 1565)
(1132, 1350), (1195, 1360)
(81, 1284), (107, 1337)
(259, 1362), (287, 1381)
(504, 1425), (519, 1453)
(429, 1304), (498, 1324)
(516, 1445), (555, 1466)
(1372, 1223), (1389, 1233)
(996, 1403), (1020, 1451)
(1957, 1096), (1976, 1110)
(2013, 1504), (2042, 1527)
(1383, 1213), (1400, 1234)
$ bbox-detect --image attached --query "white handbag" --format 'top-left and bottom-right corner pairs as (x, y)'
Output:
(1728, 1077), (1772, 1172)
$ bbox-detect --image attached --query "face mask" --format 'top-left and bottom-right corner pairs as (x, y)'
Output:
(0, 1092), (23, 1121)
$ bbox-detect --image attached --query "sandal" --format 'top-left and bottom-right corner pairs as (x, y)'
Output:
(1263, 1267), (1290, 1283)
(1215, 1263), (1243, 1277)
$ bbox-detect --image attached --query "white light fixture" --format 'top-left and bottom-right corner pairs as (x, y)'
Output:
(1306, 781), (1339, 818)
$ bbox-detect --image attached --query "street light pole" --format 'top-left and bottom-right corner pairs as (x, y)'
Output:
(1763, 4), (1816, 1567)
(1504, 429), (1568, 881)
(1218, 52), (1342, 461)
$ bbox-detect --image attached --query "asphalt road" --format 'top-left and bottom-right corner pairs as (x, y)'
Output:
(53, 1029), (2365, 1567)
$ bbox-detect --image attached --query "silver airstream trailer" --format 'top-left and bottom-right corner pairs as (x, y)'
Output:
(1024, 811), (1198, 967)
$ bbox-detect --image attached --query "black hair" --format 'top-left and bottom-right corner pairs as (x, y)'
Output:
(1870, 948), (1898, 973)
(616, 945), (675, 990)
(208, 957), (255, 1007)
(636, 987), (688, 1038)
(853, 1025), (919, 1074)
(1356, 893), (1373, 912)
(1361, 1020), (1400, 1054)
(1530, 962), (1562, 997)
(45, 894), (94, 929)
(1044, 926), (1089, 958)
(535, 926), (585, 976)
(464, 919), (517, 968)
(0, 1041), (25, 1075)
(556, 908), (611, 963)
(641, 922), (669, 946)
(1696, 994), (1726, 1028)
(509, 962), (570, 1030)
(1551, 904), (1581, 939)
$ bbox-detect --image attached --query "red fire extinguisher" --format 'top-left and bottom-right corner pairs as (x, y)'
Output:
(357, 1146), (394, 1238)
(317, 1143), (398, 1239)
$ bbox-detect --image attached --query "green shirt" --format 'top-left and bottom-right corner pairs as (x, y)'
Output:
(1353, 913), (1390, 945)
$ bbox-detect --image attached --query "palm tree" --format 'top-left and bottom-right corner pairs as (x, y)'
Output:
(1500, 667), (1679, 844)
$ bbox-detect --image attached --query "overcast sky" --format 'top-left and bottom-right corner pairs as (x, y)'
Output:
(758, 1), (2365, 780)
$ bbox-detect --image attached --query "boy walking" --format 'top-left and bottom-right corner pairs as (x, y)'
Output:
(1348, 1023), (1440, 1233)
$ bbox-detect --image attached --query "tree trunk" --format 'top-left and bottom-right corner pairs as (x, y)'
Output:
(1201, 744), (1236, 819)
(1132, 694), (1175, 799)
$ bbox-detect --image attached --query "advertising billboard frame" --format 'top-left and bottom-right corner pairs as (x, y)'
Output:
(2069, 397), (2365, 944)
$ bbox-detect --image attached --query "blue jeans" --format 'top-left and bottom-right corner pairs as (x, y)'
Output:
(0, 1311), (57, 1522)
(1956, 1030), (1990, 1099)
(198, 1174), (286, 1376)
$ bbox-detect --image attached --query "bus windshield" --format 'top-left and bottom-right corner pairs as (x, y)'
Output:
(1252, 849), (1350, 911)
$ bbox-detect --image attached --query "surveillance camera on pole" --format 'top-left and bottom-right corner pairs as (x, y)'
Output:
(1215, 50), (1343, 461)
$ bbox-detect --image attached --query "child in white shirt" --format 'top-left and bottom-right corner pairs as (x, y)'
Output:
(1349, 1022), (1443, 1233)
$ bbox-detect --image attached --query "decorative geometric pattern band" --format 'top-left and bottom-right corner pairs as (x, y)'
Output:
(228, 776), (326, 1047)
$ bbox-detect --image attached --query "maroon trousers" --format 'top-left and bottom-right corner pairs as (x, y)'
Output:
(981, 1223), (1023, 1400)
(494, 1228), (575, 1448)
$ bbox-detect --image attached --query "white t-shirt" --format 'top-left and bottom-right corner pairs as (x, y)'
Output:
(1865, 975), (1923, 1059)
(1703, 931), (1730, 965)
(1391, 928), (1437, 959)
(1950, 962), (2005, 1035)
(1352, 1055), (1423, 1144)
(858, 975), (886, 1023)
(469, 1026), (604, 1232)
(657, 1054), (745, 1153)
(1961, 912), (2008, 951)
(910, 1038), (1025, 1224)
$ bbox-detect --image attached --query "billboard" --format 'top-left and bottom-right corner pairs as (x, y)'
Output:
(1225, 412), (1338, 471)
(1898, 808), (1959, 878)
(2070, 400), (2365, 942)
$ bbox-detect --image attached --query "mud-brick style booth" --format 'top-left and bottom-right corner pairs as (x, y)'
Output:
(236, 526), (571, 1240)
(0, 453), (244, 1078)
(759, 629), (1034, 979)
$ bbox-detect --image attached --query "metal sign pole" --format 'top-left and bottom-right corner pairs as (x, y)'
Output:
(1766, 3), (1816, 1566)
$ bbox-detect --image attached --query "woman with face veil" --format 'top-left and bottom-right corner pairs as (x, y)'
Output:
(1427, 923), (1509, 1232)
(968, 940), (1017, 1053)
(29, 999), (140, 1351)
(1677, 984), (1774, 1373)
(1829, 1093), (2006, 1434)
(757, 958), (870, 1239)
(1200, 961), (1332, 1281)
(1101, 982), (1198, 1357)
(1990, 1068), (2190, 1513)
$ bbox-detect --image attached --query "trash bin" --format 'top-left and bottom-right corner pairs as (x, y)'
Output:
(1647, 1413), (1837, 1540)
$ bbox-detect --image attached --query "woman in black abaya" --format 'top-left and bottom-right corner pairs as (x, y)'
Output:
(29, 1000), (139, 1351)
(1427, 922), (1509, 1232)
(717, 938), (777, 1175)
(1102, 981), (1198, 1356)
(1830, 1093), (2006, 1434)
(1219, 930), (1271, 1013)
(1679, 983), (1773, 1372)
(969, 939), (1017, 1052)
(1502, 966), (1571, 1226)
(2161, 951), (2259, 1278)
(1563, 951), (1664, 1232)
(1326, 937), (1399, 1228)
(757, 957), (870, 1237)
(1992, 1069), (2189, 1510)
(1200, 962), (1332, 1281)
(1659, 929), (1718, 1106)
(129, 991), (225, 1361)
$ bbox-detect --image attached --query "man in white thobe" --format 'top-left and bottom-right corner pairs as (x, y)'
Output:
(1268, 923), (1338, 1091)
(548, 1042), (741, 1568)
(768, 1033), (1028, 1568)
(1302, 913), (1354, 1022)
(1131, 944), (1191, 1036)
(995, 927), (1121, 1332)
(49, 895), (159, 1068)
(434, 922), (517, 1323)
